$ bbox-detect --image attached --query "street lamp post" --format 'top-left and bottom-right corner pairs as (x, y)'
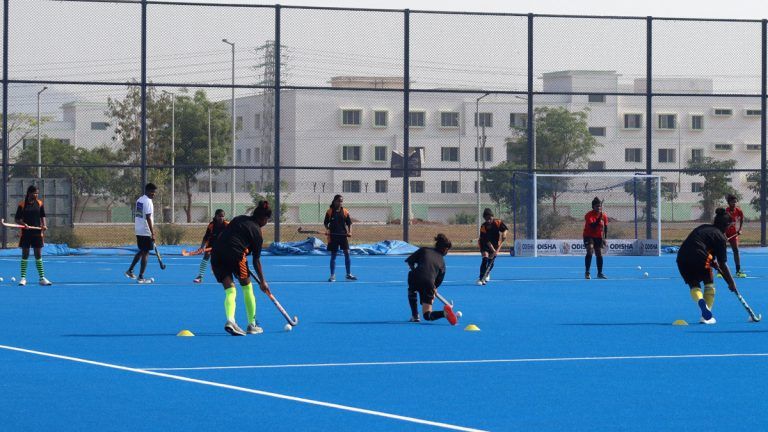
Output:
(163, 90), (175, 223)
(222, 38), (236, 216)
(36, 86), (48, 179)
(475, 92), (490, 234)
(208, 108), (213, 218)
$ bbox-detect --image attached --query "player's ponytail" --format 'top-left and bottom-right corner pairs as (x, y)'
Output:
(434, 233), (452, 250)
(329, 194), (343, 209)
(252, 200), (272, 220)
(24, 185), (38, 202)
(713, 207), (731, 231)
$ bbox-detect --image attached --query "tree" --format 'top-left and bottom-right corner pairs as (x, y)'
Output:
(505, 106), (599, 213)
(687, 157), (739, 221)
(1, 113), (52, 155)
(746, 172), (762, 214)
(249, 181), (288, 223)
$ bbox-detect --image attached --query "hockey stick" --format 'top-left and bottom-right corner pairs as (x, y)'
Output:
(434, 290), (454, 307)
(181, 247), (211, 257)
(248, 269), (299, 326)
(1, 219), (42, 230)
(153, 244), (167, 270)
(297, 227), (321, 234)
(733, 288), (762, 322)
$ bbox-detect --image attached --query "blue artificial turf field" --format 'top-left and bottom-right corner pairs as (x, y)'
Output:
(0, 251), (766, 431)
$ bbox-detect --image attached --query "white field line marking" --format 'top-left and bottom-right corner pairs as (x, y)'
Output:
(143, 352), (768, 372)
(0, 344), (487, 432)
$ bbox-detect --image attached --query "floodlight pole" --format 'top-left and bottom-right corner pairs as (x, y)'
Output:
(223, 38), (236, 217)
(162, 90), (175, 223)
(475, 92), (490, 234)
(208, 108), (213, 218)
(36, 86), (47, 179)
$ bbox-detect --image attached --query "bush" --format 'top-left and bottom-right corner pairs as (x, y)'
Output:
(158, 223), (185, 245)
(46, 226), (84, 248)
(537, 213), (567, 239)
(449, 211), (476, 225)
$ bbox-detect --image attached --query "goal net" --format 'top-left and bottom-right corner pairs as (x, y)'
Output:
(513, 173), (661, 257)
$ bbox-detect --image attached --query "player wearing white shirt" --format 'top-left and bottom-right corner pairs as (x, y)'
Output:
(126, 183), (157, 284)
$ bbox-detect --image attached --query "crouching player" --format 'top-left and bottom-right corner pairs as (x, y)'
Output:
(405, 234), (457, 325)
(676, 208), (737, 324)
(210, 201), (272, 336)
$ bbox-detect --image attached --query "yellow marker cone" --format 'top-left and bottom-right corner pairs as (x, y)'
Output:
(464, 324), (481, 332)
(672, 320), (688, 326)
(177, 329), (195, 337)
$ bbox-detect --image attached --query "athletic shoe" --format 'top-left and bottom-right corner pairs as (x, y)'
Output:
(699, 316), (717, 325)
(409, 316), (421, 323)
(246, 322), (263, 334)
(585, 272), (591, 280)
(443, 304), (458, 326)
(137, 277), (153, 284)
(225, 321), (246, 336)
(125, 270), (136, 280)
(698, 298), (714, 322)
(39, 277), (52, 286)
(476, 278), (485, 286)
(193, 276), (203, 284)
(328, 274), (336, 282)
(597, 273), (608, 279)
(736, 271), (747, 278)
(484, 274), (491, 282)
(346, 274), (357, 281)
(18, 277), (27, 286)
(716, 273), (723, 279)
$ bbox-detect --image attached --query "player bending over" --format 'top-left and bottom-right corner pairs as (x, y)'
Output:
(405, 234), (457, 325)
(676, 208), (737, 325)
(210, 201), (272, 336)
(15, 185), (52, 286)
(476, 208), (507, 285)
(193, 209), (228, 283)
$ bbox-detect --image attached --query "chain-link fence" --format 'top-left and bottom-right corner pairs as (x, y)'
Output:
(2, 1), (767, 248)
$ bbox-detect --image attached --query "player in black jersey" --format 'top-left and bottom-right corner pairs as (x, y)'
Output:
(676, 208), (737, 325)
(405, 234), (457, 325)
(14, 185), (51, 286)
(193, 209), (228, 283)
(210, 201), (271, 336)
(323, 194), (356, 281)
(476, 208), (507, 285)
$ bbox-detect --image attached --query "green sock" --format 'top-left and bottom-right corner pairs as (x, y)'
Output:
(224, 286), (236, 321)
(20, 259), (28, 278)
(241, 283), (256, 325)
(36, 259), (45, 278)
(197, 257), (209, 278)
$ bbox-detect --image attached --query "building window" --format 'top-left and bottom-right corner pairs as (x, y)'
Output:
(625, 148), (643, 163)
(713, 108), (733, 116)
(714, 144), (733, 151)
(236, 149), (242, 163)
(373, 110), (388, 127)
(745, 109), (762, 117)
(510, 113), (527, 128)
(588, 94), (606, 103)
(375, 180), (388, 193)
(441, 181), (459, 194)
(198, 182), (209, 192)
(409, 111), (426, 128)
(440, 112), (459, 128)
(658, 114), (677, 130)
(588, 127), (606, 137)
(245, 148), (251, 163)
(254, 113), (261, 129)
(474, 147), (493, 162)
(690, 115), (704, 130)
(661, 182), (678, 194)
(746, 144), (761, 151)
(623, 114), (642, 129)
(441, 147), (459, 162)
(254, 148), (261, 163)
(410, 181), (425, 193)
(341, 109), (362, 126)
(691, 182), (703, 193)
(22, 138), (34, 149)
(474, 181), (488, 193)
(236, 116), (243, 131)
(342, 180), (361, 193)
(341, 145), (361, 161)
(373, 146), (387, 162)
(58, 139), (70, 145)
(658, 148), (676, 163)
(588, 161), (606, 171)
(91, 122), (109, 130)
(691, 148), (704, 163)
(474, 112), (493, 128)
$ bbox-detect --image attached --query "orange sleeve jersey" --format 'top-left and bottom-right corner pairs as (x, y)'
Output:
(725, 206), (743, 236)
(203, 219), (229, 247)
(582, 210), (608, 238)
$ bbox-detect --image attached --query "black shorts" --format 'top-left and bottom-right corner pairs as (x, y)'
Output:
(583, 236), (604, 250)
(327, 234), (350, 252)
(408, 272), (435, 305)
(677, 260), (714, 287)
(210, 252), (250, 283)
(19, 233), (43, 249)
(136, 235), (154, 252)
